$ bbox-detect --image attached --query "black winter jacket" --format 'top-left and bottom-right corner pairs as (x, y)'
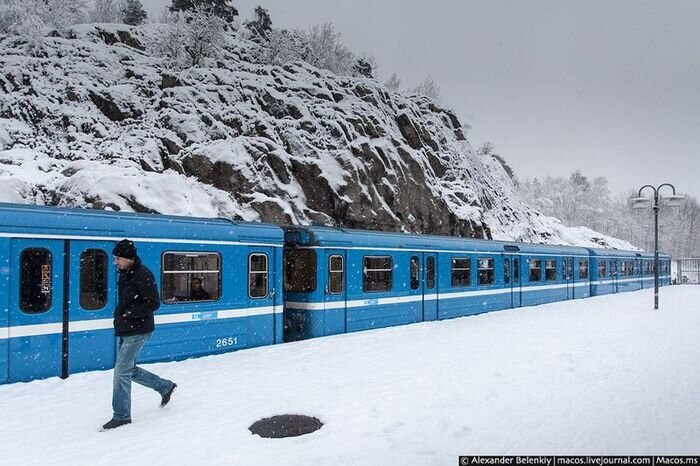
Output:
(114, 257), (160, 336)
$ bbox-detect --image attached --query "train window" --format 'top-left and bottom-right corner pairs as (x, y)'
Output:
(20, 248), (52, 314)
(621, 261), (627, 276)
(410, 256), (420, 290)
(514, 257), (520, 284)
(426, 256), (435, 289)
(545, 259), (557, 282)
(529, 259), (542, 282)
(451, 257), (471, 287)
(284, 249), (316, 293)
(629, 261), (635, 275)
(599, 261), (607, 278)
(80, 249), (108, 310)
(567, 258), (573, 281)
(645, 261), (651, 274)
(363, 256), (393, 292)
(162, 252), (221, 303)
(477, 258), (494, 285)
(504, 258), (510, 284)
(249, 253), (269, 298)
(579, 260), (589, 279)
(328, 255), (344, 294)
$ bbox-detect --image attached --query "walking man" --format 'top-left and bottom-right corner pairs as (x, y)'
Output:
(102, 239), (176, 430)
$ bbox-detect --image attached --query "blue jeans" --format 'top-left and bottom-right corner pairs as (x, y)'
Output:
(112, 333), (173, 420)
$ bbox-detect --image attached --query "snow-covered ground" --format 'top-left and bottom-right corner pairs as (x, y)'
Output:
(2, 286), (699, 464)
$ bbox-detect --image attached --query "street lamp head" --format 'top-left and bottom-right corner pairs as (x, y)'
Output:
(660, 194), (685, 207)
(629, 197), (652, 209)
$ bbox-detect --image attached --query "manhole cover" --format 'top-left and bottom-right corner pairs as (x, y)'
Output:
(249, 414), (323, 438)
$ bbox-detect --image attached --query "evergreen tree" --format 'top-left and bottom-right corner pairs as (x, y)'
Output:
(245, 5), (271, 40)
(122, 0), (147, 25)
(170, 0), (238, 23)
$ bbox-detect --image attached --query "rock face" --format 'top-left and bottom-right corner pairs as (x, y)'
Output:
(0, 24), (633, 247)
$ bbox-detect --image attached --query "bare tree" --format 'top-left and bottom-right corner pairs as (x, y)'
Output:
(411, 75), (441, 100)
(90, 0), (121, 23)
(384, 72), (401, 91)
(149, 7), (226, 69)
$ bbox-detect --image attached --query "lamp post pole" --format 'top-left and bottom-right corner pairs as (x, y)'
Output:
(636, 183), (677, 310)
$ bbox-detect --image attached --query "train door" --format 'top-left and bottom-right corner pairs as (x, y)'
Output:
(423, 253), (437, 321)
(324, 250), (347, 334)
(566, 257), (575, 299)
(8, 239), (65, 382)
(506, 255), (522, 308)
(67, 240), (117, 375)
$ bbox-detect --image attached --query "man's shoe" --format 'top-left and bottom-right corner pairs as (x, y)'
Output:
(161, 383), (177, 407)
(101, 418), (131, 430)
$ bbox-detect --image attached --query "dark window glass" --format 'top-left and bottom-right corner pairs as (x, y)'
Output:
(410, 256), (420, 290)
(426, 256), (435, 289)
(162, 252), (221, 303)
(545, 259), (557, 281)
(451, 258), (471, 287)
(621, 260), (627, 276)
(80, 249), (108, 310)
(529, 259), (542, 282)
(284, 249), (316, 293)
(478, 257), (494, 285)
(504, 258), (511, 284)
(363, 256), (392, 292)
(328, 255), (344, 294)
(249, 254), (268, 298)
(20, 248), (52, 314)
(514, 258), (520, 284)
(579, 260), (589, 279)
(599, 261), (607, 278)
(567, 258), (573, 280)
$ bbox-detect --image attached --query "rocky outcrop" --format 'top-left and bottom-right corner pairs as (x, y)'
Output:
(0, 23), (610, 245)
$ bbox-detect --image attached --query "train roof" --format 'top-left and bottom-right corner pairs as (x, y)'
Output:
(0, 202), (284, 245)
(285, 225), (593, 255)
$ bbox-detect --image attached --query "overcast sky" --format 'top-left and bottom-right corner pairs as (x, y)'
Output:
(142, 0), (700, 200)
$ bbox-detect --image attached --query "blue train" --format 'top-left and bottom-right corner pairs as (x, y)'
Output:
(0, 203), (671, 384)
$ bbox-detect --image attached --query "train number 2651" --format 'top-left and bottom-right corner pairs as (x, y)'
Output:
(216, 337), (238, 347)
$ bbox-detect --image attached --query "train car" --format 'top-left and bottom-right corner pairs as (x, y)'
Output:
(282, 226), (592, 340)
(588, 249), (671, 296)
(0, 203), (285, 384)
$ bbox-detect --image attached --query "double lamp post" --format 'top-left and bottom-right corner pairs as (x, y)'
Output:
(629, 183), (684, 309)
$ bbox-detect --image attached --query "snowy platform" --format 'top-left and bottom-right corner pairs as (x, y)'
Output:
(1, 287), (699, 464)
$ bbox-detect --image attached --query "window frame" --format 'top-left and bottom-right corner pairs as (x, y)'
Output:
(545, 259), (557, 282)
(409, 256), (420, 290)
(161, 251), (223, 304)
(477, 257), (494, 286)
(451, 257), (472, 288)
(362, 256), (393, 293)
(79, 248), (108, 311)
(248, 253), (269, 299)
(19, 247), (53, 314)
(529, 258), (542, 282)
(328, 254), (344, 295)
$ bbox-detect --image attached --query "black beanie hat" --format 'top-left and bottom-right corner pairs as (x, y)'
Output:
(112, 239), (137, 259)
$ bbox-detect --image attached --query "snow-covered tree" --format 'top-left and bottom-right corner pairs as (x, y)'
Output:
(245, 5), (272, 41)
(0, 0), (44, 36)
(260, 28), (306, 66)
(121, 0), (147, 26)
(170, 0), (238, 23)
(299, 23), (355, 75)
(44, 0), (87, 32)
(149, 7), (226, 69)
(384, 72), (401, 92)
(90, 0), (121, 23)
(411, 75), (441, 100)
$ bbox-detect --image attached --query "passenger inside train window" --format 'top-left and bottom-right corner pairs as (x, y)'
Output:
(189, 277), (211, 300)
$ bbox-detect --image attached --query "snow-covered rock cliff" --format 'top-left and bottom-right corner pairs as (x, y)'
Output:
(0, 24), (635, 249)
